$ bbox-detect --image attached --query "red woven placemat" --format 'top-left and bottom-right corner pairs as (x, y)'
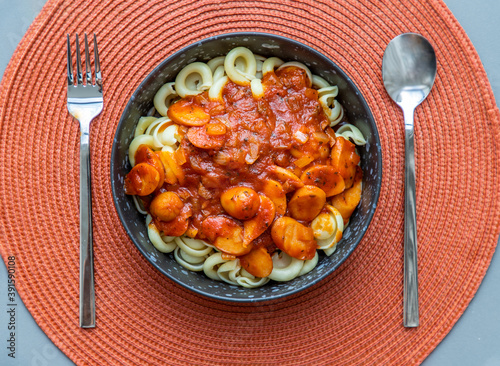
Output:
(1, 0), (499, 364)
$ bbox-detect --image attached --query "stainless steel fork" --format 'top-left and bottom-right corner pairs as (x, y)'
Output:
(66, 33), (103, 328)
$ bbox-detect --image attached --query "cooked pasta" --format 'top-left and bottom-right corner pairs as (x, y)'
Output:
(203, 252), (270, 288)
(319, 85), (344, 126)
(124, 47), (366, 288)
(336, 123), (367, 145)
(268, 252), (319, 282)
(174, 62), (213, 97)
(153, 83), (177, 116)
(224, 47), (257, 85)
(146, 215), (177, 253)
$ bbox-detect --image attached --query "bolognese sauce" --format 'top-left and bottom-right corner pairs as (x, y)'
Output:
(124, 62), (362, 280)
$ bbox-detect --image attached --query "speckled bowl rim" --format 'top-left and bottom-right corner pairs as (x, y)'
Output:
(110, 32), (382, 302)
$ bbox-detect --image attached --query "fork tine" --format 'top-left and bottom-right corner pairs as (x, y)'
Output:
(75, 34), (83, 85)
(84, 33), (92, 85)
(93, 34), (102, 86)
(67, 34), (74, 86)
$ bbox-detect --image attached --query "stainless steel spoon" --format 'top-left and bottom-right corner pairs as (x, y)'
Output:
(382, 33), (437, 327)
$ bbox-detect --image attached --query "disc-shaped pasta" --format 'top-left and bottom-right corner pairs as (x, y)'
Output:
(261, 57), (284, 75)
(208, 75), (229, 102)
(207, 56), (225, 72)
(145, 117), (167, 135)
(298, 252), (319, 276)
(319, 92), (344, 126)
(128, 134), (155, 166)
(251, 79), (264, 98)
(153, 82), (178, 116)
(314, 205), (345, 251)
(174, 62), (213, 97)
(158, 124), (179, 147)
(336, 123), (367, 145)
(134, 116), (157, 137)
(174, 236), (213, 257)
(236, 269), (270, 288)
(311, 211), (337, 240)
(318, 85), (339, 98)
(312, 75), (330, 89)
(217, 260), (241, 286)
(203, 252), (227, 281)
(174, 247), (207, 272)
(268, 252), (305, 281)
(224, 47), (257, 86)
(254, 54), (265, 79)
(212, 65), (226, 83)
(132, 195), (148, 215)
(146, 215), (177, 253)
(142, 117), (176, 149)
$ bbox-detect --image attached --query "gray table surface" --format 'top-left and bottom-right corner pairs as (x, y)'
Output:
(0, 0), (499, 365)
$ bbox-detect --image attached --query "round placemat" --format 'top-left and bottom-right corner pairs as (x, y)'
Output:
(1, 0), (499, 365)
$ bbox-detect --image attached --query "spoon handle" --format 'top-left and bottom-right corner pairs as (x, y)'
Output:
(403, 107), (419, 327)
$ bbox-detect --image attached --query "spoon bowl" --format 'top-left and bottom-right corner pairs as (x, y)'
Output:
(383, 33), (437, 107)
(382, 33), (437, 327)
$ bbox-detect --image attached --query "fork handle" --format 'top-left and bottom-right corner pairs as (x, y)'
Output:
(80, 130), (95, 328)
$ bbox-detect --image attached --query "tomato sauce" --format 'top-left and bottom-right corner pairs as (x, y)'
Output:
(123, 64), (366, 268)
(153, 68), (333, 239)
(124, 60), (365, 275)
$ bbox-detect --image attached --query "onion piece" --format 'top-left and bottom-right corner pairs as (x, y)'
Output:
(293, 130), (309, 144)
(214, 151), (230, 166)
(293, 155), (314, 168)
(312, 131), (329, 144)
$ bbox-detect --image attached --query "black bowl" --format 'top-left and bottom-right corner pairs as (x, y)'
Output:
(111, 32), (382, 302)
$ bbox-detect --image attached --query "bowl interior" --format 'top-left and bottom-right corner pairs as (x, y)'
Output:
(111, 33), (382, 302)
